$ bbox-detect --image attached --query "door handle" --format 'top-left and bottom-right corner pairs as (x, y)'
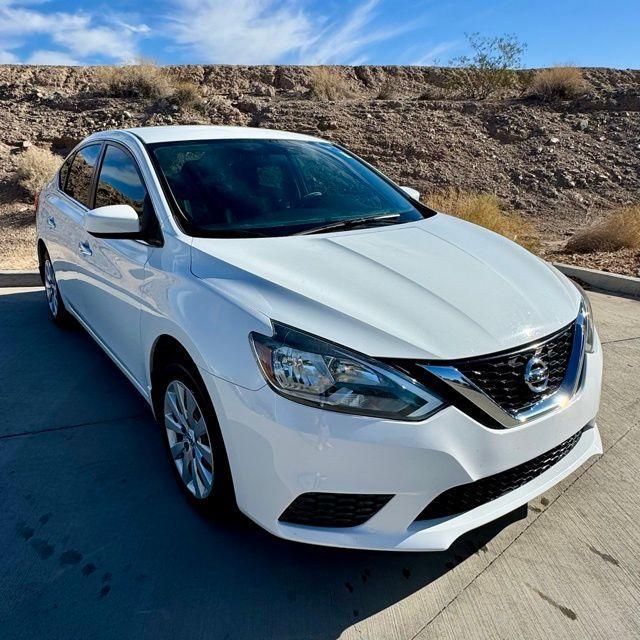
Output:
(47, 216), (56, 229)
(78, 242), (93, 257)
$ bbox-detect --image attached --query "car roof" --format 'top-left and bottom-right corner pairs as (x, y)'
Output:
(123, 125), (325, 145)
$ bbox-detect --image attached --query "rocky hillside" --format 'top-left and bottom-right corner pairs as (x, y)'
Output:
(1, 65), (639, 272)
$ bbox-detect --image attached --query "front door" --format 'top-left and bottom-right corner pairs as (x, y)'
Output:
(80, 143), (156, 386)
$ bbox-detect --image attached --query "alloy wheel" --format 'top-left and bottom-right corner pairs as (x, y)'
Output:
(44, 258), (58, 317)
(164, 380), (214, 499)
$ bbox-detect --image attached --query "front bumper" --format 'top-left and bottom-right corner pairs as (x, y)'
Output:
(201, 340), (603, 552)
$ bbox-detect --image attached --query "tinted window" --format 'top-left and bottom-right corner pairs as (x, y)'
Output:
(95, 145), (148, 215)
(151, 140), (429, 237)
(64, 144), (101, 207)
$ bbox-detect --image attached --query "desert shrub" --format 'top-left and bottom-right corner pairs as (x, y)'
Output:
(14, 146), (62, 196)
(309, 66), (352, 100)
(98, 59), (172, 99)
(169, 81), (203, 108)
(426, 189), (540, 251)
(565, 205), (640, 253)
(529, 66), (586, 100)
(376, 79), (396, 100)
(448, 33), (526, 99)
(98, 61), (205, 109)
(417, 85), (448, 100)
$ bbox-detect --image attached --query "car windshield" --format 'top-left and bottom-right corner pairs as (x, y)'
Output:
(149, 139), (431, 237)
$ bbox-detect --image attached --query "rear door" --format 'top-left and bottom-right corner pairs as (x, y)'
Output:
(45, 143), (102, 313)
(79, 142), (157, 385)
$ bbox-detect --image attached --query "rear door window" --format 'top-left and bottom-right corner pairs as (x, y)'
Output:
(63, 144), (102, 208)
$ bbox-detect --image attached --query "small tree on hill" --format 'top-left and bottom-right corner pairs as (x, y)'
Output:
(448, 33), (526, 98)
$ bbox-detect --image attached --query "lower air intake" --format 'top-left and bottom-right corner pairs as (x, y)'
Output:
(415, 428), (584, 521)
(279, 492), (393, 528)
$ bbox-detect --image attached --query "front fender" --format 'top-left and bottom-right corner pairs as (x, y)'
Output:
(141, 240), (272, 392)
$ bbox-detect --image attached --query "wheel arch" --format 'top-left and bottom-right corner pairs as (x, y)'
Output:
(149, 334), (208, 420)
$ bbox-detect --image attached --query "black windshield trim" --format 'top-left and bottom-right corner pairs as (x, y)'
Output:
(144, 140), (194, 235)
(143, 138), (437, 238)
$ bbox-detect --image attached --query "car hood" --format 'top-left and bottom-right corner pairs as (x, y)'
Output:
(190, 215), (580, 360)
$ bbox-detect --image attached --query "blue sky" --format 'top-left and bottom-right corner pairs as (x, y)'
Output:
(1, 0), (638, 68)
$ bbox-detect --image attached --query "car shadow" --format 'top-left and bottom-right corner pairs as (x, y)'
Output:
(176, 505), (527, 639)
(0, 288), (527, 640)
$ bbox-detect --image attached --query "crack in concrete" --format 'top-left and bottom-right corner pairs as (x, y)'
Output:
(601, 335), (640, 345)
(0, 412), (148, 441)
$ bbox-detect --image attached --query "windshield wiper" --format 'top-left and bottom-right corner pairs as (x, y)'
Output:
(295, 213), (402, 236)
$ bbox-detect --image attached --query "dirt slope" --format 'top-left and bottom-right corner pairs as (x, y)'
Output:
(1, 65), (639, 273)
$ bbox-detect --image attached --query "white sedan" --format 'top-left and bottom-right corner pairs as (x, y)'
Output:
(36, 125), (602, 551)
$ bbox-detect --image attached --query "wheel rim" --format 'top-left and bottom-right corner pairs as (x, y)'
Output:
(44, 259), (58, 317)
(164, 380), (214, 499)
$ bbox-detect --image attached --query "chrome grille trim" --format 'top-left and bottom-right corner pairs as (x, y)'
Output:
(420, 307), (587, 429)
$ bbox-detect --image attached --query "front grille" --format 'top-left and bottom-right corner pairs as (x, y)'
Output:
(456, 323), (575, 415)
(416, 429), (583, 521)
(279, 492), (393, 528)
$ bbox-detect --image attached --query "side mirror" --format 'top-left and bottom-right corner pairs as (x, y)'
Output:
(400, 186), (420, 201)
(85, 204), (140, 238)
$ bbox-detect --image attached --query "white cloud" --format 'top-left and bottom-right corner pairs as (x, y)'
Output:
(26, 49), (80, 65)
(300, 0), (413, 64)
(0, 1), (147, 64)
(167, 0), (313, 64)
(53, 25), (137, 61)
(0, 0), (421, 66)
(0, 4), (87, 36)
(119, 21), (151, 35)
(166, 0), (414, 65)
(0, 49), (19, 63)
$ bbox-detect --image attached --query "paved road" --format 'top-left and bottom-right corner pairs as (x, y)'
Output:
(0, 287), (638, 640)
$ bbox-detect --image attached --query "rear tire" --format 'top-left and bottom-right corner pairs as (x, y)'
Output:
(43, 250), (73, 328)
(155, 361), (236, 515)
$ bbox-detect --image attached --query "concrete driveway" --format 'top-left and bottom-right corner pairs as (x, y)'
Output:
(1, 286), (639, 640)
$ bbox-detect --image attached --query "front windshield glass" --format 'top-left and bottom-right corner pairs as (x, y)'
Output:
(149, 139), (431, 237)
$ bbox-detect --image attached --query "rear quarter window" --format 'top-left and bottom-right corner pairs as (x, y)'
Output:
(58, 153), (74, 190)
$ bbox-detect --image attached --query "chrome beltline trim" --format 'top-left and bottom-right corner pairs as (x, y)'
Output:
(421, 308), (587, 429)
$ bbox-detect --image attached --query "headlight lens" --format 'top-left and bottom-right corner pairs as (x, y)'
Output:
(573, 282), (596, 353)
(250, 323), (444, 421)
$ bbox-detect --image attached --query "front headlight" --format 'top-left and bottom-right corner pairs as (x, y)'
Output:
(249, 323), (444, 421)
(573, 282), (596, 353)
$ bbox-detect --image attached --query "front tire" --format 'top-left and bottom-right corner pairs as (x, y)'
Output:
(43, 251), (73, 327)
(156, 362), (235, 514)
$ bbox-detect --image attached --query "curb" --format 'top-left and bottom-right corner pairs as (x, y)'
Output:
(0, 269), (42, 288)
(554, 263), (640, 299)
